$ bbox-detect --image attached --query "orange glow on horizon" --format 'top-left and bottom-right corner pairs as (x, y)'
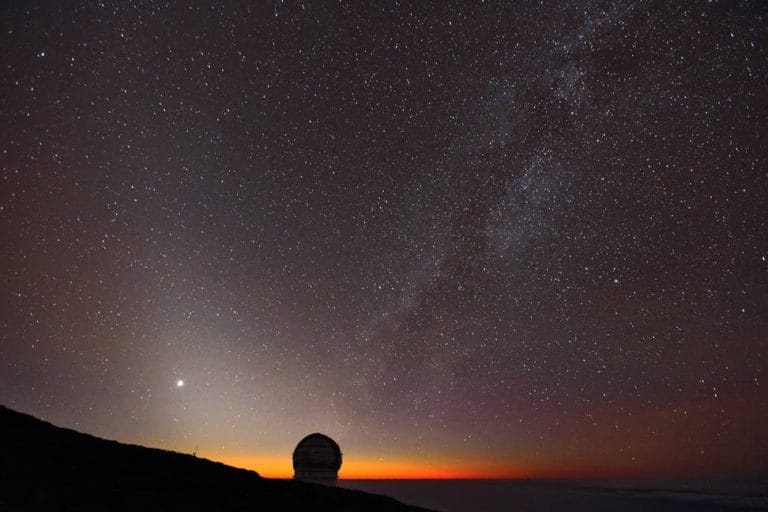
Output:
(210, 453), (701, 481)
(213, 453), (526, 480)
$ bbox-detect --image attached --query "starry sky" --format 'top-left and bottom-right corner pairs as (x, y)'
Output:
(1, 1), (767, 480)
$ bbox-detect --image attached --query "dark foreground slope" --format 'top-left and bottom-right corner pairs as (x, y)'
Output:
(0, 405), (432, 512)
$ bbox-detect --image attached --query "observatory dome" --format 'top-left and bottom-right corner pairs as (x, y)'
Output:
(292, 433), (342, 483)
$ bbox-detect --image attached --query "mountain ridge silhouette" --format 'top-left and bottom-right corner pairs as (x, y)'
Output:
(0, 405), (433, 511)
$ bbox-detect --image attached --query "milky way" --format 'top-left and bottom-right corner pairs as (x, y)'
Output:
(1, 2), (766, 478)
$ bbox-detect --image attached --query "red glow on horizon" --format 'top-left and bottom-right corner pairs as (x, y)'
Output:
(212, 452), (751, 481)
(214, 453), (528, 480)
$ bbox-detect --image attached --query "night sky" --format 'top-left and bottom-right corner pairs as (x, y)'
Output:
(1, 2), (767, 479)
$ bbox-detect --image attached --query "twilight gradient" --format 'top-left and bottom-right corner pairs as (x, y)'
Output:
(1, 1), (766, 479)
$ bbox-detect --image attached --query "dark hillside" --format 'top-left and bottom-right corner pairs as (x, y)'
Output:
(0, 405), (432, 512)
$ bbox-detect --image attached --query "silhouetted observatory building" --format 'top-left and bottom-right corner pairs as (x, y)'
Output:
(292, 433), (342, 484)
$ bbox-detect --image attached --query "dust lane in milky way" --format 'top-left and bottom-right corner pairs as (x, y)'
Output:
(1, 2), (766, 479)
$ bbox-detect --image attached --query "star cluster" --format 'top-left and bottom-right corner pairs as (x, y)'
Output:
(1, 2), (766, 478)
